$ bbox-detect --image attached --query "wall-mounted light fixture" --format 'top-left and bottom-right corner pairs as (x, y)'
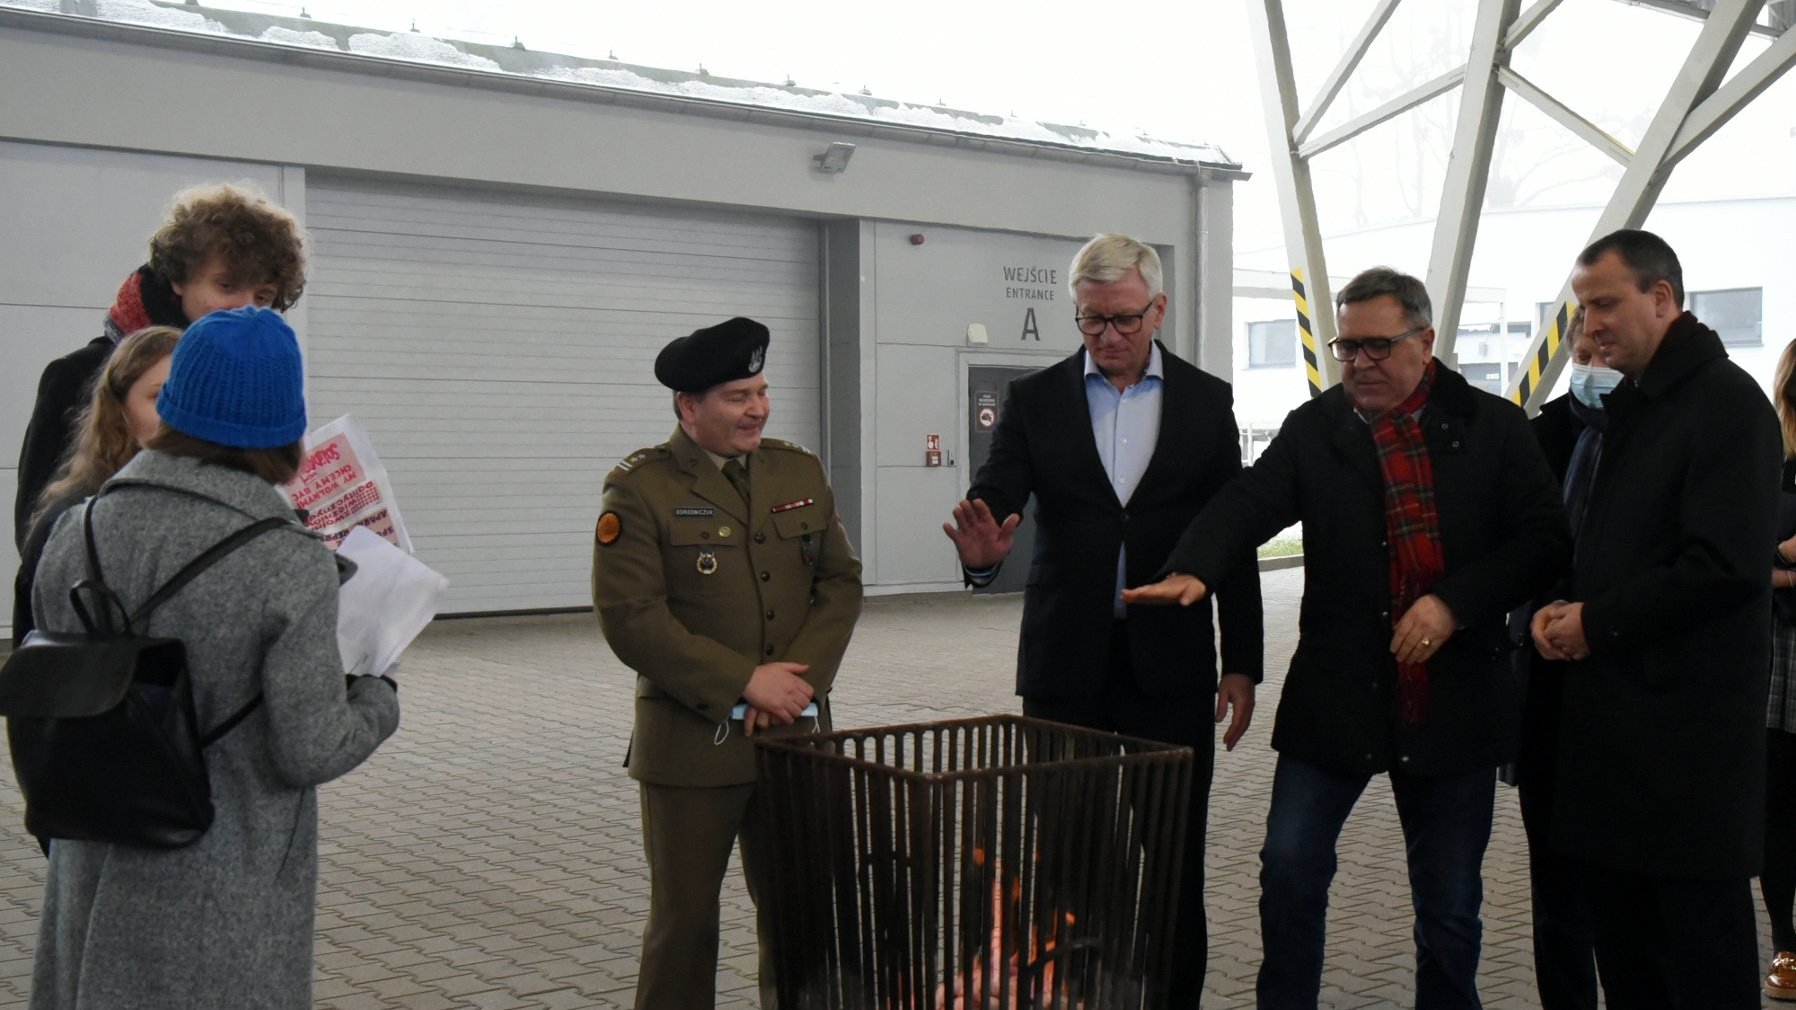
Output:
(813, 142), (856, 174)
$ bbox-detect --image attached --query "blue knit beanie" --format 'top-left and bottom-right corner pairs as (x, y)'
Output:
(157, 306), (307, 449)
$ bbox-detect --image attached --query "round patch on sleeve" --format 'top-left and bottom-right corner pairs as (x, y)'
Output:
(596, 511), (622, 546)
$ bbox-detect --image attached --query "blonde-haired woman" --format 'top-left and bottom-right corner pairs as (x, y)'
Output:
(1766, 337), (1796, 1000)
(10, 325), (179, 646)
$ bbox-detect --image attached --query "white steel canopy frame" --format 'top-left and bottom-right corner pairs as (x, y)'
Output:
(1251, 0), (1796, 408)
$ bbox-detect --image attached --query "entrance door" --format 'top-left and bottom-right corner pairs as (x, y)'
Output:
(966, 366), (1040, 596)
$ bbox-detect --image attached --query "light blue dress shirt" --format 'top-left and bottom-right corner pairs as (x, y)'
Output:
(1084, 344), (1165, 617)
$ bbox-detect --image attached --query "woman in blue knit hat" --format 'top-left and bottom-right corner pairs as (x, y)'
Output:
(25, 306), (401, 1010)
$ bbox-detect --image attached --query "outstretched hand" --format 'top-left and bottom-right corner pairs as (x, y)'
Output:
(942, 498), (1020, 570)
(1120, 573), (1209, 607)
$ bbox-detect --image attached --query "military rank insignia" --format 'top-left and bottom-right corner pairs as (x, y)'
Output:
(596, 511), (622, 546)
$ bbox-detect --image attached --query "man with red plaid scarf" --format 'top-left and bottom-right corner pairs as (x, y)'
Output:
(1127, 266), (1569, 1009)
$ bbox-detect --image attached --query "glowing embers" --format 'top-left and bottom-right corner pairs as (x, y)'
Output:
(933, 850), (1086, 1010)
(755, 715), (1192, 1009)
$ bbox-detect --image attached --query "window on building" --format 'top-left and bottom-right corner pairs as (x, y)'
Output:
(1248, 319), (1297, 368)
(1457, 323), (1498, 361)
(1691, 287), (1762, 347)
(1459, 362), (1502, 395)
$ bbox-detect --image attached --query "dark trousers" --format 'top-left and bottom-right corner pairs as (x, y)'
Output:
(1764, 728), (1796, 952)
(1022, 622), (1216, 1010)
(1517, 762), (1597, 1008)
(1582, 862), (1757, 1008)
(1256, 755), (1494, 1010)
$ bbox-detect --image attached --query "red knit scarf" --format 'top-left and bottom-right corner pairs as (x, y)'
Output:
(107, 270), (156, 335)
(1368, 360), (1445, 725)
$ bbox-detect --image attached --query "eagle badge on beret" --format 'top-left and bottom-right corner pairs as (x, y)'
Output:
(654, 316), (771, 392)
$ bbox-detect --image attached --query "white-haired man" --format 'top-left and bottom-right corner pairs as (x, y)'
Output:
(943, 233), (1262, 1008)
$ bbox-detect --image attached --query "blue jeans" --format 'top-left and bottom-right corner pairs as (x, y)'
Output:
(1256, 755), (1494, 1010)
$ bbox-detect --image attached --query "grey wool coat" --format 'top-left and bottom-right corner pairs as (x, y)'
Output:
(26, 451), (401, 1010)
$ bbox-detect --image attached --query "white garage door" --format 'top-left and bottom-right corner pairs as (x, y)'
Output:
(304, 177), (822, 614)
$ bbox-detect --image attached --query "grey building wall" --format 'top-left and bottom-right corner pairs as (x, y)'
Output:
(0, 11), (1239, 625)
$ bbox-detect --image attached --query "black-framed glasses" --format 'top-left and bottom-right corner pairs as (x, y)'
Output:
(1328, 326), (1425, 362)
(1074, 301), (1156, 338)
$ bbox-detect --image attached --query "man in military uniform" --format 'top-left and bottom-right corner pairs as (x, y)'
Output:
(592, 316), (863, 1010)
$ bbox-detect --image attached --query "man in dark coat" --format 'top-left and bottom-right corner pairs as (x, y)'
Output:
(943, 233), (1262, 1009)
(1128, 266), (1568, 1009)
(1530, 229), (1779, 1006)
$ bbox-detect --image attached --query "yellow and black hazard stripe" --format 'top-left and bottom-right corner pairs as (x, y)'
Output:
(1293, 269), (1324, 398)
(1509, 299), (1576, 406)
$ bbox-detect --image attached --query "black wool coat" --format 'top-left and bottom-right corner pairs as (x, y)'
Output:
(1163, 363), (1569, 776)
(14, 336), (112, 551)
(1552, 314), (1779, 879)
(1529, 392), (1583, 480)
(968, 343), (1264, 699)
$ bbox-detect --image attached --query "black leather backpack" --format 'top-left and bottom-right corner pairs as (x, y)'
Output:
(0, 484), (292, 849)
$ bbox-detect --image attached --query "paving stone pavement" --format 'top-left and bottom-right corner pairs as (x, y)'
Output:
(0, 569), (1781, 1007)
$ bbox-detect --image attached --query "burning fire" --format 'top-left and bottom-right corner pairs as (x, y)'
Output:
(928, 848), (1085, 1010)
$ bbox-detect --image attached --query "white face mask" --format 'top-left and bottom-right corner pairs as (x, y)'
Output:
(1569, 361), (1623, 409)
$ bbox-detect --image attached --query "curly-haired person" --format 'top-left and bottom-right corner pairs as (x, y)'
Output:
(12, 182), (307, 549)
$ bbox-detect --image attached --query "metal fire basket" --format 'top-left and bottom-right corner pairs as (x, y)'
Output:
(755, 715), (1192, 1010)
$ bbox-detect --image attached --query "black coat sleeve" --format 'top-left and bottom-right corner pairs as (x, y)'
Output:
(1160, 407), (1307, 587)
(966, 378), (1034, 521)
(1581, 382), (1781, 649)
(962, 378), (1036, 584)
(15, 346), (106, 550)
(11, 494), (82, 647)
(1430, 404), (1570, 624)
(1206, 393), (1264, 680)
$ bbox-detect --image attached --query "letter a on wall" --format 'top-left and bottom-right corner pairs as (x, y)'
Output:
(1020, 307), (1040, 341)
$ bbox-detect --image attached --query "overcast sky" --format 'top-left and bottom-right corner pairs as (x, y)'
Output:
(106, 0), (1796, 254)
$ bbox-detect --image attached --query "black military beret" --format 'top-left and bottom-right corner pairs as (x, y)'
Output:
(654, 317), (771, 392)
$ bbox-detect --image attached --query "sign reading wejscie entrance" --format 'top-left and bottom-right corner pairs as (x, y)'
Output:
(1003, 265), (1058, 301)
(1003, 265), (1058, 341)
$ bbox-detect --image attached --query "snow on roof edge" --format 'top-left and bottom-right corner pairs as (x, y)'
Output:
(2, 0), (1241, 171)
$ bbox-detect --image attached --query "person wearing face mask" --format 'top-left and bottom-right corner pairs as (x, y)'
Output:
(1511, 307), (1616, 1010)
(1763, 338), (1796, 1001)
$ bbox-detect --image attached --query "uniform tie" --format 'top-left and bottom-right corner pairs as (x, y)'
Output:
(723, 458), (750, 505)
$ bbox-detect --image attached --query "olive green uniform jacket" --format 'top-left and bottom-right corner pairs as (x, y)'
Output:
(592, 427), (863, 787)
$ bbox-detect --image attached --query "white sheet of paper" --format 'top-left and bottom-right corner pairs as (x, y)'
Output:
(335, 526), (449, 676)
